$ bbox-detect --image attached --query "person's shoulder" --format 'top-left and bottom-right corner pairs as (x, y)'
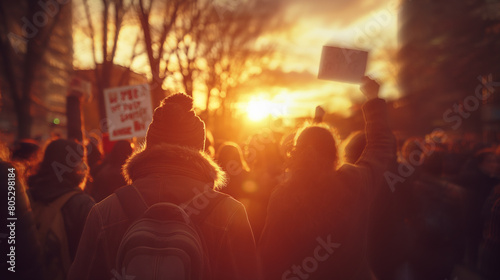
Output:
(338, 163), (357, 173)
(204, 190), (248, 225)
(71, 190), (95, 202)
(64, 189), (95, 209)
(95, 190), (119, 206)
(93, 192), (123, 213)
(86, 192), (129, 227)
(210, 190), (243, 211)
(337, 163), (364, 181)
(267, 182), (292, 205)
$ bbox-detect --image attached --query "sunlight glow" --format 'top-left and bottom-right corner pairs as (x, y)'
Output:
(72, 0), (399, 117)
(246, 98), (287, 122)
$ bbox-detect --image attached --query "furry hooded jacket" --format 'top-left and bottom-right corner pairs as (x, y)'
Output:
(67, 144), (262, 280)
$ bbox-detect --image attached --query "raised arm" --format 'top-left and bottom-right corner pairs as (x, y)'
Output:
(343, 77), (396, 197)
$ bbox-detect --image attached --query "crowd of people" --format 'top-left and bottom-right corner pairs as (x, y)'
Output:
(1, 77), (499, 280)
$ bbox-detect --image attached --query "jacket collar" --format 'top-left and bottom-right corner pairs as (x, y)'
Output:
(123, 143), (226, 190)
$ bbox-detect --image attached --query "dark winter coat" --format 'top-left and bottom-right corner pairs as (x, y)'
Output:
(258, 98), (395, 280)
(400, 173), (466, 279)
(87, 162), (125, 202)
(86, 140), (132, 202)
(28, 173), (95, 261)
(455, 160), (499, 267)
(67, 143), (262, 280)
(479, 184), (500, 279)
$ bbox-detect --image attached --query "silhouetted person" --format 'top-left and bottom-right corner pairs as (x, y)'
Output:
(27, 139), (95, 280)
(87, 140), (132, 202)
(86, 136), (103, 176)
(245, 132), (284, 240)
(216, 141), (251, 200)
(0, 144), (44, 280)
(341, 131), (366, 165)
(216, 141), (271, 240)
(11, 139), (40, 178)
(397, 141), (466, 280)
(11, 139), (40, 162)
(455, 148), (499, 268)
(341, 131), (409, 280)
(478, 183), (500, 279)
(259, 77), (395, 280)
(68, 93), (262, 280)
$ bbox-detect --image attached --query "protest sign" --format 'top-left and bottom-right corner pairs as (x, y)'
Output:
(318, 46), (368, 83)
(104, 84), (153, 141)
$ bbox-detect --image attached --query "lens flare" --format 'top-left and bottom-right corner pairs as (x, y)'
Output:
(246, 98), (286, 122)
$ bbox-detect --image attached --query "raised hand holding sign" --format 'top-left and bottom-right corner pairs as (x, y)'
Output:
(318, 46), (369, 84)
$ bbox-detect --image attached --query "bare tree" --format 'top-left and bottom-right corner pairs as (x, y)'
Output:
(206, 6), (273, 120)
(135, 0), (187, 107)
(173, 0), (212, 98)
(77, 0), (136, 122)
(74, 0), (277, 125)
(174, 0), (275, 123)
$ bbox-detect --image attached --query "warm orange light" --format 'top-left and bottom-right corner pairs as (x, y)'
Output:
(247, 99), (269, 121)
(246, 98), (286, 122)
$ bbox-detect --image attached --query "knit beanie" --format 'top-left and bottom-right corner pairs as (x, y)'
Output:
(145, 93), (206, 151)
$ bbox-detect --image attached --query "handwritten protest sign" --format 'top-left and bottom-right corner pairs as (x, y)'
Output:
(318, 46), (368, 83)
(104, 84), (153, 141)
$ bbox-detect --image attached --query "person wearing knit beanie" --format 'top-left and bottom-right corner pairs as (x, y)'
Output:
(69, 93), (263, 280)
(145, 93), (206, 151)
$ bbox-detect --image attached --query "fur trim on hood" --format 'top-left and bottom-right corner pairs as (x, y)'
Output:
(122, 143), (226, 190)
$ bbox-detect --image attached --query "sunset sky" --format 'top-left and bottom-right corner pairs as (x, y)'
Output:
(73, 0), (400, 119)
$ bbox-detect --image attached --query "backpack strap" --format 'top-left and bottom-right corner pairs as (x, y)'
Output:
(32, 189), (81, 279)
(34, 189), (81, 245)
(184, 192), (226, 224)
(115, 185), (148, 221)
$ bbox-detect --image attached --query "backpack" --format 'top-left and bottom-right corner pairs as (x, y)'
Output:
(114, 184), (225, 280)
(31, 190), (80, 280)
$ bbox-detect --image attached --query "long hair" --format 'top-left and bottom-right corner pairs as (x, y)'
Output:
(29, 139), (88, 189)
(288, 123), (341, 179)
(275, 123), (344, 234)
(216, 142), (250, 174)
